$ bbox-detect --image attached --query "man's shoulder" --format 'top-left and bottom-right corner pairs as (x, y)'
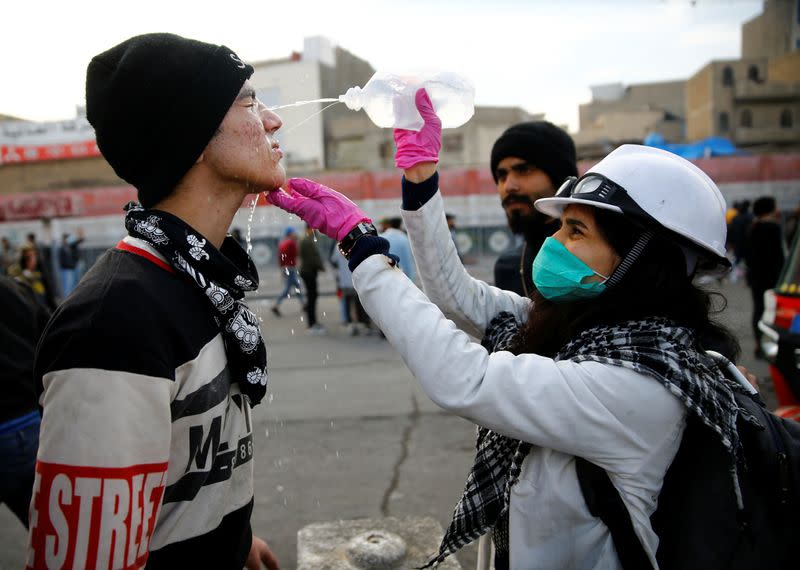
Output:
(37, 249), (216, 380)
(75, 248), (190, 312)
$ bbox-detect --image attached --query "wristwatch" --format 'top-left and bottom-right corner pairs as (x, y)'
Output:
(338, 221), (377, 259)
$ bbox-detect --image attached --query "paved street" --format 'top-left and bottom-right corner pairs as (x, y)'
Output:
(0, 257), (773, 570)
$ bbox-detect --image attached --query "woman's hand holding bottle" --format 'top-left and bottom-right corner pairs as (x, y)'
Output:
(394, 89), (442, 182)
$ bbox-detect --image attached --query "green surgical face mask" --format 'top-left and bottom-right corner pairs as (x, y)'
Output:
(532, 237), (609, 303)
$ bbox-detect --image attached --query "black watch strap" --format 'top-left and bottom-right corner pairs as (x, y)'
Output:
(338, 222), (377, 259)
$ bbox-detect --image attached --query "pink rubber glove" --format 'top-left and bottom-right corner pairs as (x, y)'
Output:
(266, 178), (371, 242)
(393, 89), (442, 169)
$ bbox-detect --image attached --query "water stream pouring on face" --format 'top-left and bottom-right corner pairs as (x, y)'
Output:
(246, 196), (258, 254)
(275, 101), (342, 136)
(268, 98), (339, 111)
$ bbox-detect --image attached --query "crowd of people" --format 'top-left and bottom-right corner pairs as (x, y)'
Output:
(0, 31), (794, 570)
(726, 198), (791, 358)
(1, 230), (87, 311)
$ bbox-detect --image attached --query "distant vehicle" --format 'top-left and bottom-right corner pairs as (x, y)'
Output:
(758, 232), (800, 421)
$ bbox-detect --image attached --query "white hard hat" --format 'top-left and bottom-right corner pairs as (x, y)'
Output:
(535, 144), (729, 266)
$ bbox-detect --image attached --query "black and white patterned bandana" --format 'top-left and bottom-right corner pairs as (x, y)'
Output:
(423, 312), (760, 568)
(124, 203), (268, 406)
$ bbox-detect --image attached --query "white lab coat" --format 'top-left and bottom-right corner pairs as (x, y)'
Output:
(351, 190), (687, 569)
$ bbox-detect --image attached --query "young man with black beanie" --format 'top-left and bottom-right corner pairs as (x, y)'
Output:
(490, 121), (578, 296)
(28, 33), (281, 570)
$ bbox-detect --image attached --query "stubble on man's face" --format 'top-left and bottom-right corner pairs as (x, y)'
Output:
(502, 195), (536, 234)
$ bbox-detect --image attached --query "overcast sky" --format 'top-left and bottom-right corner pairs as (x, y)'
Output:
(1, 0), (763, 132)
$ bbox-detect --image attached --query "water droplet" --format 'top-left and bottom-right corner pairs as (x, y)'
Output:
(290, 328), (295, 335)
(336, 450), (340, 458)
(323, 383), (328, 390)
(276, 485), (285, 493)
(269, 394), (274, 403)
(265, 428), (270, 438)
(330, 420), (335, 429)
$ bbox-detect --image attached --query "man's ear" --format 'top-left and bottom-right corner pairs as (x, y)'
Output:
(196, 151), (205, 164)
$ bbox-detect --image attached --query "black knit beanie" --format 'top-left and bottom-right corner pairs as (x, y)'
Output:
(490, 121), (578, 188)
(86, 33), (254, 207)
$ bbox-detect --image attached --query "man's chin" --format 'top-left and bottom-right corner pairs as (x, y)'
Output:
(506, 209), (534, 235)
(256, 169), (286, 194)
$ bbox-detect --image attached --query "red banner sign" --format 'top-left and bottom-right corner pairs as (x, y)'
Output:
(0, 141), (101, 165)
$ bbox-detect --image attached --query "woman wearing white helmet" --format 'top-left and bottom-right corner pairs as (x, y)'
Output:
(266, 91), (755, 570)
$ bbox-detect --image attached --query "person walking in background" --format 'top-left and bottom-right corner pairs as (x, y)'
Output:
(57, 229), (85, 298)
(20, 233), (57, 309)
(745, 196), (785, 358)
(7, 246), (53, 311)
(0, 275), (51, 530)
(379, 216), (416, 282)
(271, 226), (305, 317)
(330, 246), (372, 336)
(299, 224), (326, 334)
(491, 122), (577, 296)
(29, 33), (280, 569)
(1, 237), (16, 276)
(729, 199), (754, 281)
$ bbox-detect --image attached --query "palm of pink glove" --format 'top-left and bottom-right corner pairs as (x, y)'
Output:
(393, 89), (442, 170)
(266, 178), (371, 242)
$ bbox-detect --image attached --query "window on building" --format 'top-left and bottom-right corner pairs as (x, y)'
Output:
(781, 109), (793, 128)
(719, 112), (729, 132)
(443, 134), (464, 153)
(740, 109), (753, 128)
(722, 67), (734, 87)
(747, 65), (761, 83)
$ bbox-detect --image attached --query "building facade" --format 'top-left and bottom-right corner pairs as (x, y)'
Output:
(576, 0), (800, 158)
(575, 80), (686, 158)
(685, 54), (800, 150)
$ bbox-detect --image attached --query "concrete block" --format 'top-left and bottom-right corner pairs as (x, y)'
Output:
(298, 516), (461, 569)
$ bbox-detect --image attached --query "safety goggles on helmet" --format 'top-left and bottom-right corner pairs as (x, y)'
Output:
(546, 173), (657, 228)
(537, 145), (731, 273)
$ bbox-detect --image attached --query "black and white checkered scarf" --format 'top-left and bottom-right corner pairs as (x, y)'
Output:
(124, 203), (268, 405)
(422, 312), (759, 568)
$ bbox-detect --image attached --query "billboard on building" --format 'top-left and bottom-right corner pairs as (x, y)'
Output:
(0, 118), (100, 165)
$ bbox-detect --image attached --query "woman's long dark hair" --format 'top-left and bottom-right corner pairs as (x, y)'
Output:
(510, 208), (740, 360)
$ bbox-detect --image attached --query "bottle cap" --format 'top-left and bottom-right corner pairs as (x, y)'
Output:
(339, 86), (364, 111)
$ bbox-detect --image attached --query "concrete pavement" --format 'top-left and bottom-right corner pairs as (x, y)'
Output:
(0, 257), (773, 569)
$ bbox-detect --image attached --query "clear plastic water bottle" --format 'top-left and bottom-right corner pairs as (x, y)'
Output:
(338, 71), (475, 131)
